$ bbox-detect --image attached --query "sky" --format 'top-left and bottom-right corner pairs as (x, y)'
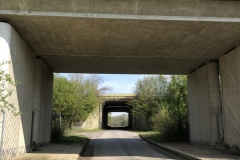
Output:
(61, 73), (149, 94)
(99, 74), (147, 94)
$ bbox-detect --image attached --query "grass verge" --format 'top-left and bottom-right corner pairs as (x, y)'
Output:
(60, 133), (87, 143)
(132, 130), (166, 143)
(67, 128), (102, 134)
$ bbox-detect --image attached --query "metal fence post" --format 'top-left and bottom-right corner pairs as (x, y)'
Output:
(0, 111), (6, 160)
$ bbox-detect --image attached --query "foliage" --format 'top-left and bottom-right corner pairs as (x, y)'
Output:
(51, 113), (67, 142)
(108, 113), (128, 127)
(128, 75), (188, 141)
(139, 131), (164, 142)
(52, 74), (111, 130)
(108, 112), (112, 126)
(128, 75), (167, 130)
(0, 61), (20, 116)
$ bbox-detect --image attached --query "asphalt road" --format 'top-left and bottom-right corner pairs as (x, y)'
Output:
(80, 130), (188, 160)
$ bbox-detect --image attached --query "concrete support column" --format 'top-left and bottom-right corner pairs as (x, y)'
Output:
(99, 103), (102, 128)
(102, 111), (107, 129)
(187, 62), (223, 145)
(0, 22), (38, 159)
(219, 46), (240, 151)
(128, 111), (133, 129)
(32, 60), (42, 145)
(32, 59), (53, 148)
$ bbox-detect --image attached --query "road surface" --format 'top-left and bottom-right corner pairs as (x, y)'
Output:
(80, 130), (187, 160)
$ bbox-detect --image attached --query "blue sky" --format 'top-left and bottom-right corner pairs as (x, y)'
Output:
(61, 73), (149, 94)
(99, 74), (147, 94)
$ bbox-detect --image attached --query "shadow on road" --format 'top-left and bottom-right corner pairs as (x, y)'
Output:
(81, 137), (187, 159)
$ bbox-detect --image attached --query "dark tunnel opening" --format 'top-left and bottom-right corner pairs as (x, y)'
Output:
(102, 100), (133, 129)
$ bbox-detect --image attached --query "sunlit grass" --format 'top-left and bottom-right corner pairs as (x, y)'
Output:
(140, 131), (165, 142)
(67, 128), (103, 134)
(132, 130), (166, 142)
(60, 128), (103, 142)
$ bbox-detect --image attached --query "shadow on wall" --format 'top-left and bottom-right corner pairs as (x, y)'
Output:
(1, 24), (53, 160)
(8, 28), (36, 155)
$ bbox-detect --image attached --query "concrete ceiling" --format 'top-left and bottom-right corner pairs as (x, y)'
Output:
(1, 0), (240, 74)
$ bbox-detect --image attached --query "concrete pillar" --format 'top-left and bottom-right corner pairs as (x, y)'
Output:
(102, 111), (107, 129)
(187, 62), (223, 145)
(219, 46), (240, 152)
(0, 22), (36, 159)
(99, 103), (102, 128)
(32, 59), (53, 147)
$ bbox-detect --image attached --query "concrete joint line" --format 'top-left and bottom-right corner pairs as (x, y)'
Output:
(41, 55), (215, 59)
(1, 10), (240, 23)
(139, 134), (201, 160)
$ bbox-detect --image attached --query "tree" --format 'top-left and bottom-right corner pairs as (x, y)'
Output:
(0, 61), (19, 116)
(52, 74), (112, 129)
(69, 74), (112, 125)
(128, 75), (167, 130)
(108, 113), (128, 127)
(52, 74), (75, 129)
(128, 75), (188, 141)
(52, 75), (75, 115)
(162, 75), (188, 140)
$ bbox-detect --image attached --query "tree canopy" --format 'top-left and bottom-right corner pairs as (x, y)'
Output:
(128, 75), (188, 141)
(52, 74), (111, 127)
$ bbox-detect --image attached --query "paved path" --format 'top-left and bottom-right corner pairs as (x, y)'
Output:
(11, 130), (240, 160)
(156, 142), (240, 160)
(11, 143), (83, 160)
(80, 130), (187, 160)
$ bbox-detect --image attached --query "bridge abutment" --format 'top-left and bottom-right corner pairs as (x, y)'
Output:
(219, 46), (240, 151)
(32, 59), (53, 148)
(0, 22), (53, 159)
(188, 62), (223, 145)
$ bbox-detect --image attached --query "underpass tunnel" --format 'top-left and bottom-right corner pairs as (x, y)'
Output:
(102, 100), (133, 129)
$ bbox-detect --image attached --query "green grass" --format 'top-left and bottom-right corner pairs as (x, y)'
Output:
(59, 128), (102, 142)
(67, 128), (102, 134)
(142, 132), (165, 142)
(60, 134), (87, 143)
(133, 130), (166, 143)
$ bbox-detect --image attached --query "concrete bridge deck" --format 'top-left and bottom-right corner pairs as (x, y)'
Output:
(1, 0), (240, 74)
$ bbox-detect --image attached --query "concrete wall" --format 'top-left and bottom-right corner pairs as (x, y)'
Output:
(81, 105), (100, 130)
(0, 22), (53, 159)
(187, 62), (223, 145)
(220, 46), (240, 152)
(32, 59), (53, 147)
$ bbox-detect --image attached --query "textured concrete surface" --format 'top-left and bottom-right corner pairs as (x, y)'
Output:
(187, 62), (223, 145)
(0, 22), (36, 160)
(220, 46), (240, 153)
(140, 135), (240, 160)
(1, 0), (240, 17)
(32, 59), (53, 147)
(1, 1), (240, 74)
(81, 105), (100, 130)
(10, 143), (83, 160)
(0, 22), (53, 160)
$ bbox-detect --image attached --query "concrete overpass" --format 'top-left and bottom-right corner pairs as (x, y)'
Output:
(101, 94), (134, 129)
(1, 0), (240, 159)
(80, 94), (138, 130)
(77, 94), (147, 130)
